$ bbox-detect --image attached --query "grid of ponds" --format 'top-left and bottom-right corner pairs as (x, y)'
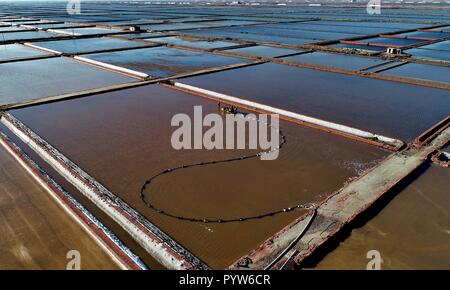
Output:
(0, 2), (448, 270)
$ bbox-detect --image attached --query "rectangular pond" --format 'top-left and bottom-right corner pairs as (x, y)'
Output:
(396, 31), (450, 40)
(182, 28), (314, 45)
(301, 20), (426, 30)
(180, 62), (450, 141)
(79, 46), (249, 78)
(24, 23), (92, 30)
(117, 32), (165, 39)
(380, 63), (450, 84)
(312, 164), (450, 269)
(362, 37), (427, 47)
(224, 45), (301, 58)
(49, 27), (125, 36)
(27, 37), (152, 54)
(281, 52), (389, 71)
(417, 40), (450, 51)
(406, 48), (450, 62)
(0, 144), (119, 270)
(0, 31), (59, 42)
(0, 26), (30, 32)
(330, 43), (387, 52)
(89, 19), (165, 27)
(221, 25), (360, 41)
(144, 36), (239, 50)
(275, 22), (397, 35)
(10, 84), (388, 268)
(141, 22), (211, 31)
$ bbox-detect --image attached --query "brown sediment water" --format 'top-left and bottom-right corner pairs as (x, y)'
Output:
(311, 164), (450, 270)
(10, 84), (388, 268)
(0, 144), (119, 270)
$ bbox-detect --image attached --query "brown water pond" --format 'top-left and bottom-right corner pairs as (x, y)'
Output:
(11, 84), (388, 268)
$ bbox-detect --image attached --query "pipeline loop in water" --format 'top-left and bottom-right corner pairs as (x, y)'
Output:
(139, 110), (314, 223)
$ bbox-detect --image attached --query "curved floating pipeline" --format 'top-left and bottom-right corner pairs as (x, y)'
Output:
(139, 111), (315, 224)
